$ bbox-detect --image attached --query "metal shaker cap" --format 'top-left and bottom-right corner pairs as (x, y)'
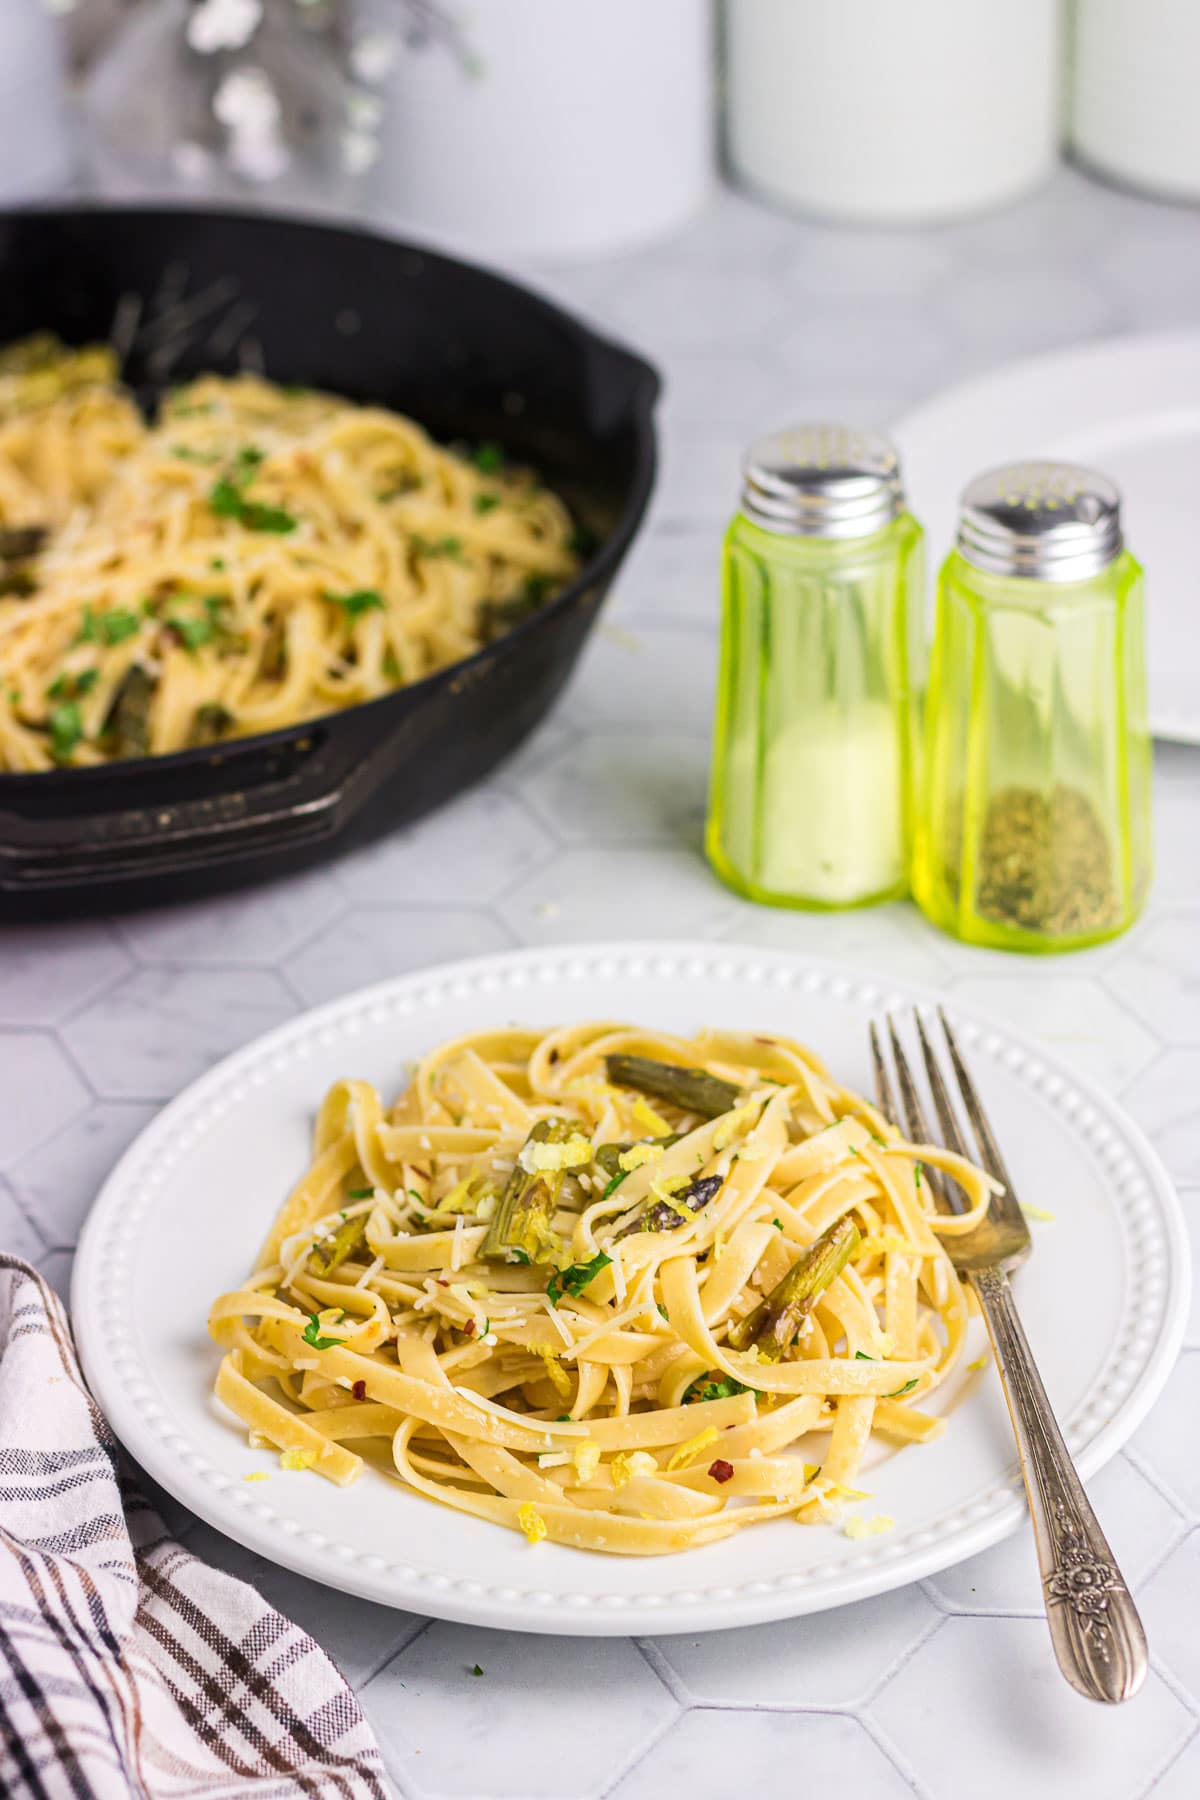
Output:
(741, 424), (905, 538)
(956, 461), (1123, 582)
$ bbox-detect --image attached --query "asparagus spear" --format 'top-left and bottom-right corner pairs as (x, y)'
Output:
(595, 1134), (681, 1178)
(604, 1054), (741, 1121)
(101, 664), (156, 758)
(615, 1172), (723, 1238)
(725, 1215), (860, 1362)
(309, 1211), (368, 1274)
(483, 1118), (574, 1263)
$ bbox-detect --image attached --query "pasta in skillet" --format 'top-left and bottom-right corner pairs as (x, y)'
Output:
(0, 335), (578, 771)
(209, 1022), (996, 1554)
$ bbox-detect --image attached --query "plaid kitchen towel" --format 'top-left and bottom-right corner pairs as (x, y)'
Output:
(0, 1254), (389, 1800)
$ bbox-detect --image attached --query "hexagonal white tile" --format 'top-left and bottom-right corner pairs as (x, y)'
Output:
(611, 1710), (913, 1800)
(9, 1100), (159, 1247)
(332, 789), (555, 908)
(497, 847), (734, 943)
(120, 870), (344, 967)
(1103, 919), (1200, 1047)
(522, 732), (707, 846)
(360, 1625), (677, 1800)
(0, 1033), (90, 1166)
(61, 967), (296, 1100)
(1122, 1052), (1200, 1184)
(651, 1581), (941, 1709)
(0, 923), (130, 1026)
(871, 1615), (1193, 1800)
(927, 1453), (1188, 1614)
(1137, 1530), (1200, 1697)
(287, 907), (514, 1008)
(1127, 1351), (1200, 1516)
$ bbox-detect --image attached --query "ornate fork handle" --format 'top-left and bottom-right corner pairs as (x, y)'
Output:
(973, 1266), (1148, 1703)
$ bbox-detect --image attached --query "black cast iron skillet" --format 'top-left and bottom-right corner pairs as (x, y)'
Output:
(0, 207), (659, 918)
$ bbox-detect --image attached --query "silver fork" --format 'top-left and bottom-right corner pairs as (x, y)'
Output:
(870, 1008), (1148, 1704)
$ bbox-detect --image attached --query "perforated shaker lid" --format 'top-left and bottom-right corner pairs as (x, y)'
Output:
(956, 461), (1123, 581)
(741, 424), (905, 538)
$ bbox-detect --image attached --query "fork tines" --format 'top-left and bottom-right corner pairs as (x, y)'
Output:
(872, 1008), (1030, 1248)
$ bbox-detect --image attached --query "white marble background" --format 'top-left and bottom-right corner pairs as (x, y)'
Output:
(3, 167), (1199, 1799)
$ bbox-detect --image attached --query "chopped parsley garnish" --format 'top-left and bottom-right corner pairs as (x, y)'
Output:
(772, 1218), (784, 1230)
(472, 441), (504, 474)
(48, 668), (98, 700)
(49, 700), (83, 761)
(854, 1350), (875, 1361)
(471, 1664), (484, 1677)
(301, 1314), (346, 1351)
(546, 1252), (612, 1308)
(167, 612), (214, 651)
(600, 1170), (629, 1202)
(657, 1303), (669, 1320)
(522, 572), (555, 604)
(209, 477), (297, 534)
(410, 533), (465, 560)
(99, 609), (142, 645)
(330, 589), (385, 617)
(75, 607), (98, 645)
(913, 1163), (922, 1188)
(685, 1375), (752, 1404)
(473, 492), (500, 514)
(886, 1379), (919, 1399)
(407, 1188), (423, 1202)
(210, 557), (227, 571)
(346, 1186), (374, 1199)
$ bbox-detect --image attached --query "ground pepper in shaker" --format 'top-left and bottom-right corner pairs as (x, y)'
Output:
(706, 425), (923, 908)
(913, 460), (1152, 951)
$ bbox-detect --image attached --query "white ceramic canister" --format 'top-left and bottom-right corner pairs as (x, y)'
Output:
(726, 0), (1062, 225)
(0, 0), (75, 203)
(1070, 0), (1200, 201)
(362, 0), (714, 262)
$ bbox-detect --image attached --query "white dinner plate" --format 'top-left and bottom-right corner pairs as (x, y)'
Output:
(894, 330), (1200, 745)
(72, 943), (1189, 1636)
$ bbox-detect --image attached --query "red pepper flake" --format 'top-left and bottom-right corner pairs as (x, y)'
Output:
(462, 1319), (476, 1337)
(436, 1278), (449, 1287)
(352, 1380), (366, 1400)
(548, 1048), (559, 1065)
(708, 1459), (734, 1484)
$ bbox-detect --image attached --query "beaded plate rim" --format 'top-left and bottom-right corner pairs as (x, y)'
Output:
(72, 942), (1190, 1635)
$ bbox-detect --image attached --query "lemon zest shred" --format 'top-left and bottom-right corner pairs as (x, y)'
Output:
(538, 1348), (572, 1397)
(632, 1097), (672, 1136)
(279, 1448), (316, 1472)
(572, 1440), (601, 1483)
(611, 1450), (657, 1488)
(844, 1513), (895, 1539)
(666, 1426), (719, 1472)
(517, 1502), (547, 1545)
(618, 1142), (664, 1173)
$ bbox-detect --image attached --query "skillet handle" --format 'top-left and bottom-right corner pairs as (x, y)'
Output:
(0, 735), (355, 895)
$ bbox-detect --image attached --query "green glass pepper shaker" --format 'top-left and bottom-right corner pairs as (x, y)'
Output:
(913, 460), (1152, 952)
(706, 425), (924, 908)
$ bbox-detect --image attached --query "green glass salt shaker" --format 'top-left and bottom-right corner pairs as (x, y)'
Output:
(706, 425), (924, 908)
(913, 460), (1152, 952)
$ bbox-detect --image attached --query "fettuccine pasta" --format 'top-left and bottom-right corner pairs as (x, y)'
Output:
(209, 1023), (996, 1555)
(0, 334), (579, 771)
